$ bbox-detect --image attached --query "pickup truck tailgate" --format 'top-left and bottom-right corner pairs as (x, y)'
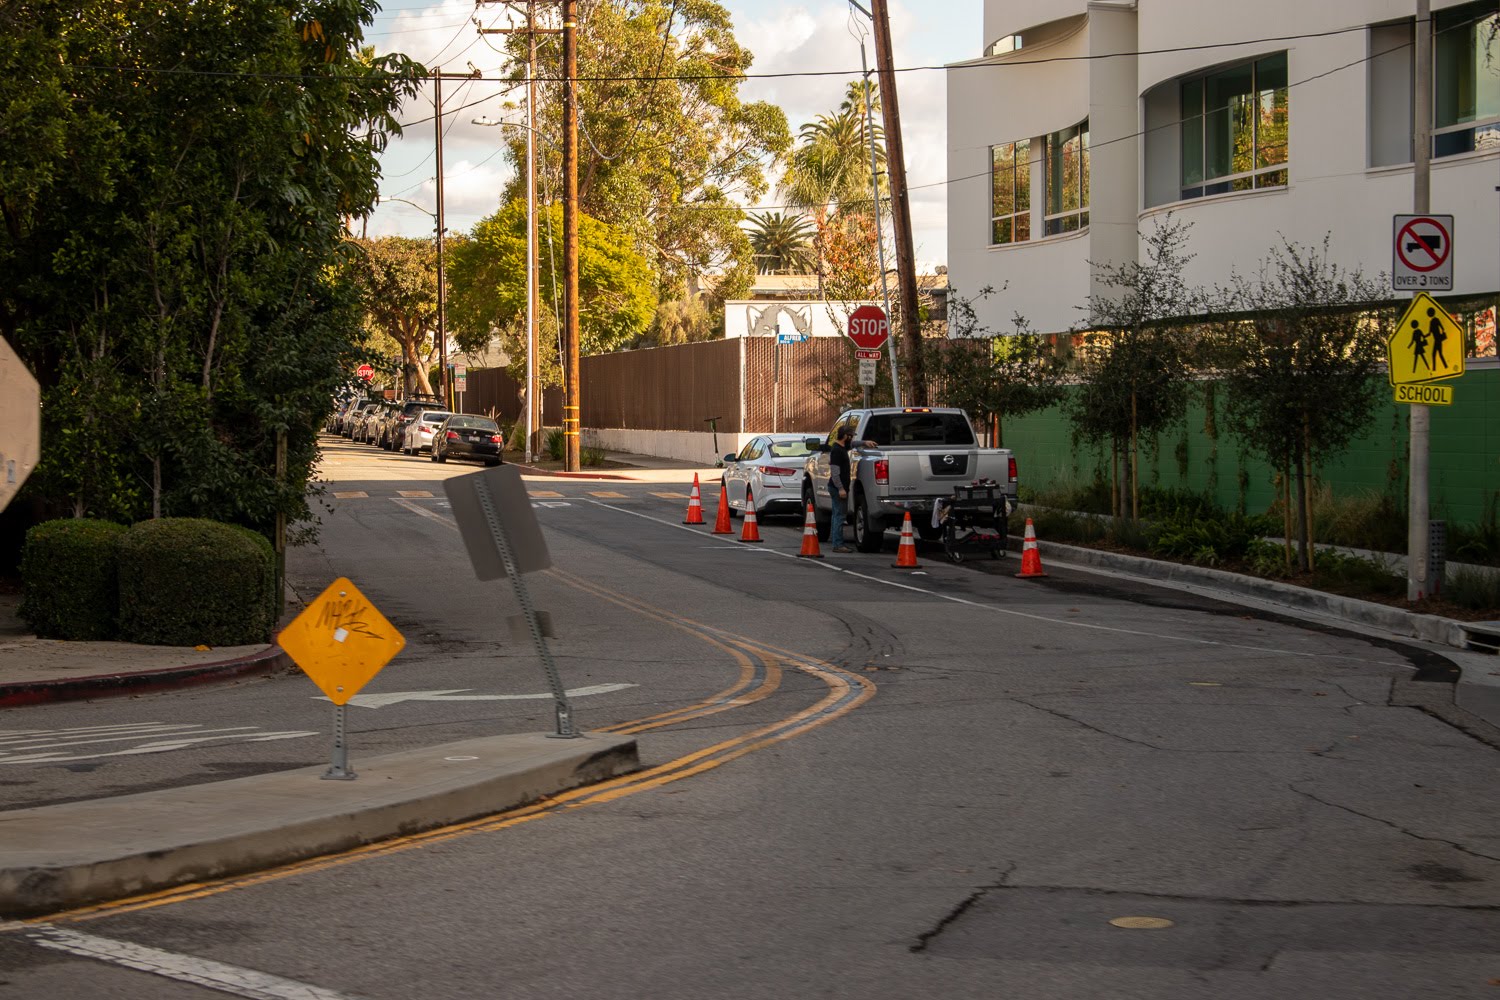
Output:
(882, 450), (982, 491)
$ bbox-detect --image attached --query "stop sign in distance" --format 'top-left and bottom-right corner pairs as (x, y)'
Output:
(846, 305), (889, 351)
(357, 364), (375, 381)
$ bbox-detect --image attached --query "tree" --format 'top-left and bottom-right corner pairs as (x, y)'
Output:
(1069, 219), (1204, 521)
(1216, 237), (1390, 572)
(446, 199), (656, 383)
(3, 0), (423, 534)
(350, 237), (440, 397)
(927, 290), (1069, 447)
(496, 2), (790, 289)
(746, 211), (815, 275)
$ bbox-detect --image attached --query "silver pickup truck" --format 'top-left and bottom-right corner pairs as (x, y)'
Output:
(801, 407), (1017, 552)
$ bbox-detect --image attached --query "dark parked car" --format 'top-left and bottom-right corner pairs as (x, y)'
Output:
(431, 415), (504, 466)
(345, 403), (381, 440)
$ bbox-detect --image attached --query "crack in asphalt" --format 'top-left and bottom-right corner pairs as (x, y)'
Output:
(909, 863), (1017, 953)
(1289, 784), (1500, 865)
(1010, 697), (1340, 755)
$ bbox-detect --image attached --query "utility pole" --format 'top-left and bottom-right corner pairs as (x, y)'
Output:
(869, 0), (926, 405)
(561, 0), (580, 471)
(477, 1), (552, 461)
(1408, 0), (1433, 601)
(857, 41), (901, 407)
(434, 69), (450, 411)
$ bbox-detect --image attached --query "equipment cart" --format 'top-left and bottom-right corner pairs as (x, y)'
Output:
(936, 483), (1009, 563)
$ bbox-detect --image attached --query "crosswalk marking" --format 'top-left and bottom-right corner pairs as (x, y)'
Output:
(650, 492), (689, 499)
(589, 491), (629, 498)
(332, 491), (367, 499)
(396, 490), (433, 498)
(0, 723), (317, 764)
(528, 490), (565, 498)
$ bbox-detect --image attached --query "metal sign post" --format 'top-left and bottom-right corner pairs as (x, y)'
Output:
(326, 705), (355, 780)
(473, 476), (575, 738)
(444, 465), (576, 738)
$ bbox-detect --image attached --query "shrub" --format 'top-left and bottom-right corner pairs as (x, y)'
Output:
(1150, 509), (1272, 566)
(117, 519), (277, 646)
(1309, 549), (1405, 599)
(18, 519), (127, 640)
(1450, 492), (1500, 567)
(581, 445), (608, 467)
(1445, 567), (1500, 613)
(545, 427), (565, 461)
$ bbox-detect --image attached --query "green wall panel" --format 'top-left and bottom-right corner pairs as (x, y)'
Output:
(1003, 368), (1499, 527)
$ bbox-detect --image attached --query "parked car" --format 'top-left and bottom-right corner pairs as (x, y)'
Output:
(803, 407), (1017, 551)
(345, 403), (380, 440)
(401, 409), (453, 455)
(721, 434), (816, 519)
(327, 396), (363, 433)
(382, 396), (445, 451)
(355, 402), (392, 444)
(431, 414), (504, 466)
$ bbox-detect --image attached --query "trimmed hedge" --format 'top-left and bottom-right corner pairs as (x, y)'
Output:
(18, 519), (128, 640)
(117, 518), (277, 646)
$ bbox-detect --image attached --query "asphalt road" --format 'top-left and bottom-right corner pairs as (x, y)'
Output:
(3, 436), (1500, 998)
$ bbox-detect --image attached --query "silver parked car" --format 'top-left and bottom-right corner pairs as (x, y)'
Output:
(721, 434), (816, 519)
(401, 409), (454, 455)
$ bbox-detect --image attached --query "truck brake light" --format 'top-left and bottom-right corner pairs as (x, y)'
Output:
(874, 459), (889, 485)
(1009, 456), (1018, 483)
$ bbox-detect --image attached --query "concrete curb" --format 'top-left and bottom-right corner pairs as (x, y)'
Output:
(0, 645), (297, 709)
(0, 731), (639, 918)
(1030, 537), (1471, 648)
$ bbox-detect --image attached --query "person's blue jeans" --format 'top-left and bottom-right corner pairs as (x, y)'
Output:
(828, 487), (846, 545)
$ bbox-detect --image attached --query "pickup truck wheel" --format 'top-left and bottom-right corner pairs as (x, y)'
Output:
(853, 494), (883, 553)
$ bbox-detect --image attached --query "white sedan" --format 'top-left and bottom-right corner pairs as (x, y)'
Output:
(401, 409), (454, 455)
(721, 434), (817, 519)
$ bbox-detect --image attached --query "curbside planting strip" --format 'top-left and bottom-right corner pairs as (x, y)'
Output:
(0, 645), (297, 710)
(0, 732), (640, 919)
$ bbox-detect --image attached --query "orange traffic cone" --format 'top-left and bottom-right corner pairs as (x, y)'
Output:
(1015, 517), (1047, 578)
(797, 504), (823, 559)
(711, 483), (733, 534)
(738, 487), (763, 543)
(891, 511), (920, 568)
(683, 473), (705, 524)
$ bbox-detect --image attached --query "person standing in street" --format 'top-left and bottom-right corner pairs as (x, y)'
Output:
(828, 425), (874, 553)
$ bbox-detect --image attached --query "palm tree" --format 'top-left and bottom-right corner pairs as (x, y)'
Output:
(746, 212), (816, 274)
(780, 107), (886, 214)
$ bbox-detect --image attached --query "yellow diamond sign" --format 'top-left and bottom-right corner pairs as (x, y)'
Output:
(277, 577), (404, 705)
(1388, 293), (1466, 385)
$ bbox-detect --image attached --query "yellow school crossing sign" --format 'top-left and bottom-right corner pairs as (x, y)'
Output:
(1388, 292), (1464, 406)
(277, 577), (405, 705)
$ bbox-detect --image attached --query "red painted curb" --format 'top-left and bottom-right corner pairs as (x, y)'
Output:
(0, 645), (297, 709)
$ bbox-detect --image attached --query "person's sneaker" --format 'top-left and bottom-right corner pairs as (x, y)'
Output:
(831, 545), (854, 553)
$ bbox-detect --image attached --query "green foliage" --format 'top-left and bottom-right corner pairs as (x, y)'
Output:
(1445, 567), (1500, 612)
(1019, 472), (1112, 515)
(496, 1), (790, 288)
(18, 519), (127, 640)
(447, 201), (656, 371)
(1150, 509), (1271, 566)
(746, 212), (816, 275)
(545, 428), (565, 461)
(1068, 219), (1203, 519)
(1308, 549), (1406, 599)
(117, 519), (276, 646)
(581, 446), (608, 467)
(928, 291), (1069, 446)
(3, 0), (424, 537)
(1450, 493), (1500, 566)
(348, 236), (440, 398)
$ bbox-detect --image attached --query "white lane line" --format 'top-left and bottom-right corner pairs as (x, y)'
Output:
(317, 683), (639, 709)
(27, 924), (358, 1000)
(579, 500), (1408, 668)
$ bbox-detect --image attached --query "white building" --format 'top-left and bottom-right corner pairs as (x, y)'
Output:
(946, 0), (1500, 341)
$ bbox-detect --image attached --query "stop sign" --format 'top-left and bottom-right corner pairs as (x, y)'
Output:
(846, 305), (889, 351)
(356, 363), (375, 381)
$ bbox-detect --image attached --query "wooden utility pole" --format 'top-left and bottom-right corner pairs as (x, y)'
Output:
(434, 70), (450, 411)
(561, 0), (580, 470)
(869, 0), (926, 405)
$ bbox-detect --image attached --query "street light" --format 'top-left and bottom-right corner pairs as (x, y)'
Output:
(374, 195), (449, 406)
(473, 111), (542, 463)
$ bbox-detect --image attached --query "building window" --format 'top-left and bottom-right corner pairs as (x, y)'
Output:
(1044, 120), (1088, 235)
(1180, 52), (1288, 199)
(1434, 1), (1500, 156)
(990, 139), (1030, 245)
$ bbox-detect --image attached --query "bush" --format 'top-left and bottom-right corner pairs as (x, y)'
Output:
(545, 427), (565, 461)
(1150, 509), (1273, 566)
(18, 519), (127, 640)
(1450, 492), (1500, 567)
(581, 445), (608, 467)
(1445, 567), (1500, 613)
(117, 518), (277, 646)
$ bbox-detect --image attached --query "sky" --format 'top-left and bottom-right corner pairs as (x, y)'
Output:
(361, 0), (984, 271)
